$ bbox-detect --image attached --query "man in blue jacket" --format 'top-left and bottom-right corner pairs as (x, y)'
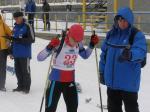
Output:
(99, 7), (147, 112)
(10, 12), (35, 94)
(25, 0), (36, 30)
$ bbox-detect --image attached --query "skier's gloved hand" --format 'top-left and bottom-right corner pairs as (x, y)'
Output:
(89, 34), (99, 49)
(46, 37), (60, 50)
(100, 72), (105, 85)
(118, 48), (132, 62)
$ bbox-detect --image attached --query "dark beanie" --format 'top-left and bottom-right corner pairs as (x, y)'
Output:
(13, 12), (23, 18)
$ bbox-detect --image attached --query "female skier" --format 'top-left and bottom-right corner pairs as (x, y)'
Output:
(37, 24), (99, 112)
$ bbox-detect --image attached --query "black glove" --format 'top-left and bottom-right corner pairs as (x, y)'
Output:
(118, 48), (132, 62)
(2, 36), (20, 42)
(7, 46), (13, 55)
(100, 73), (105, 85)
(1, 10), (4, 13)
(89, 34), (99, 49)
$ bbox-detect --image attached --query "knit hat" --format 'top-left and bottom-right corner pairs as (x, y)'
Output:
(67, 24), (84, 42)
(13, 12), (23, 18)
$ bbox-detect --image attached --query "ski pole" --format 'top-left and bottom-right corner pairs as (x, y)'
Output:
(39, 54), (54, 112)
(66, 4), (71, 30)
(39, 33), (62, 112)
(95, 48), (103, 112)
(92, 30), (103, 112)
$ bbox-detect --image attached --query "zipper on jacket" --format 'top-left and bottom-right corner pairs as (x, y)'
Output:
(112, 49), (117, 87)
(111, 32), (121, 87)
(112, 33), (121, 87)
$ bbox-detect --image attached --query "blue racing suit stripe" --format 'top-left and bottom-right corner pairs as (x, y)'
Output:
(48, 81), (56, 107)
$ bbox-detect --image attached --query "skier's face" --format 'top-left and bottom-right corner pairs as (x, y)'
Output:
(69, 37), (78, 47)
(14, 17), (23, 24)
(118, 17), (129, 30)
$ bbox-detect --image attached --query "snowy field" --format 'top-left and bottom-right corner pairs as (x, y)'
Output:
(0, 38), (150, 112)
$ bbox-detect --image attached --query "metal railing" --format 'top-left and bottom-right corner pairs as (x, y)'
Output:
(1, 11), (150, 35)
(0, 0), (85, 6)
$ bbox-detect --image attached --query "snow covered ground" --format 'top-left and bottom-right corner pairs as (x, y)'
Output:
(0, 38), (150, 112)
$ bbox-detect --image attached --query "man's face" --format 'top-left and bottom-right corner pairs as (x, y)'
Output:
(118, 17), (129, 30)
(14, 16), (23, 24)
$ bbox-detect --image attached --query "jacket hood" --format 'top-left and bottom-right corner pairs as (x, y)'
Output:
(116, 7), (134, 25)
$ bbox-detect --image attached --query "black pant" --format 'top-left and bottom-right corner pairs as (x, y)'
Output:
(14, 58), (31, 91)
(107, 88), (140, 112)
(0, 49), (8, 88)
(28, 14), (34, 29)
(43, 21), (50, 31)
(45, 81), (78, 112)
(46, 22), (50, 30)
(43, 14), (50, 30)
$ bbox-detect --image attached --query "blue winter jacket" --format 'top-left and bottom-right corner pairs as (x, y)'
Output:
(99, 7), (147, 92)
(25, 0), (36, 13)
(12, 20), (35, 58)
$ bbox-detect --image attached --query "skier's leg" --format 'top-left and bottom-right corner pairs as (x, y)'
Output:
(45, 81), (62, 112)
(107, 88), (123, 112)
(123, 91), (140, 112)
(63, 82), (78, 112)
(0, 50), (7, 90)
